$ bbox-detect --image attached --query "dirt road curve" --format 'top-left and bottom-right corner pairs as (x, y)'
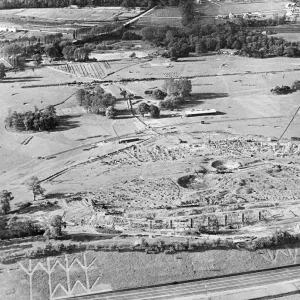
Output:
(68, 265), (300, 300)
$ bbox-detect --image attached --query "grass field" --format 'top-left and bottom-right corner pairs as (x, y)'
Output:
(197, 0), (288, 16)
(0, 7), (138, 22)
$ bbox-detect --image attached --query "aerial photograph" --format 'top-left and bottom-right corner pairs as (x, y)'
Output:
(1, 0), (300, 299)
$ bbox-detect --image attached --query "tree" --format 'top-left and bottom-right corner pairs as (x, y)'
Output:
(0, 63), (6, 79)
(149, 104), (160, 118)
(76, 89), (85, 105)
(48, 215), (65, 238)
(141, 27), (155, 41)
(32, 54), (42, 66)
(44, 44), (60, 58)
(178, 78), (192, 98)
(152, 89), (167, 100)
(62, 45), (76, 60)
(180, 0), (195, 26)
(137, 102), (150, 117)
(27, 176), (45, 201)
(292, 80), (300, 90)
(0, 190), (14, 214)
(105, 106), (116, 119)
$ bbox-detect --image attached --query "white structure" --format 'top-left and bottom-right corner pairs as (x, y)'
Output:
(0, 25), (17, 32)
(183, 109), (217, 117)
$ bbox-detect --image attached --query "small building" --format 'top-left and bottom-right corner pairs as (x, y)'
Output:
(219, 49), (239, 55)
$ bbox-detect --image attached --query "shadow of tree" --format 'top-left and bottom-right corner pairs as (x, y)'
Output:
(189, 92), (229, 101)
(16, 202), (61, 215)
(56, 115), (81, 132)
(1, 78), (42, 83)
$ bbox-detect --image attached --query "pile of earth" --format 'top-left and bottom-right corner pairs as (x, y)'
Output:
(211, 160), (242, 171)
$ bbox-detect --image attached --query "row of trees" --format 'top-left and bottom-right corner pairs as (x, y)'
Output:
(0, 0), (181, 9)
(5, 106), (59, 132)
(76, 86), (117, 117)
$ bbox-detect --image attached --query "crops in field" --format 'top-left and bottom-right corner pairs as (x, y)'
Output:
(53, 62), (110, 79)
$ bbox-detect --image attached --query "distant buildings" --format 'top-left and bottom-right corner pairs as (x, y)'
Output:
(0, 25), (17, 32)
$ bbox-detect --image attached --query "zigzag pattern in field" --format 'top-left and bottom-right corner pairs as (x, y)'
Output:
(19, 253), (112, 299)
(259, 248), (300, 265)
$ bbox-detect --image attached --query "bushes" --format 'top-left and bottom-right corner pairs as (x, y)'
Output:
(122, 31), (142, 40)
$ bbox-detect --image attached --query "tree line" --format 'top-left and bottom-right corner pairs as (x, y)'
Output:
(140, 22), (300, 59)
(0, 0), (181, 9)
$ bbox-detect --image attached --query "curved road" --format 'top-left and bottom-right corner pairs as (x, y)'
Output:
(68, 265), (300, 300)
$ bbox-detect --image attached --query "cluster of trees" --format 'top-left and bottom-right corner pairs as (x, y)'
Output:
(44, 41), (94, 61)
(157, 78), (192, 110)
(140, 23), (300, 59)
(136, 102), (160, 118)
(122, 31), (142, 41)
(271, 80), (300, 94)
(5, 106), (59, 132)
(76, 86), (117, 117)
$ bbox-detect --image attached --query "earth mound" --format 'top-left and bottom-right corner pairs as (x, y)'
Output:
(211, 160), (241, 170)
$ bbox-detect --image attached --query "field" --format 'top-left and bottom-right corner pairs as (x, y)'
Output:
(0, 7), (139, 22)
(197, 0), (288, 16)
